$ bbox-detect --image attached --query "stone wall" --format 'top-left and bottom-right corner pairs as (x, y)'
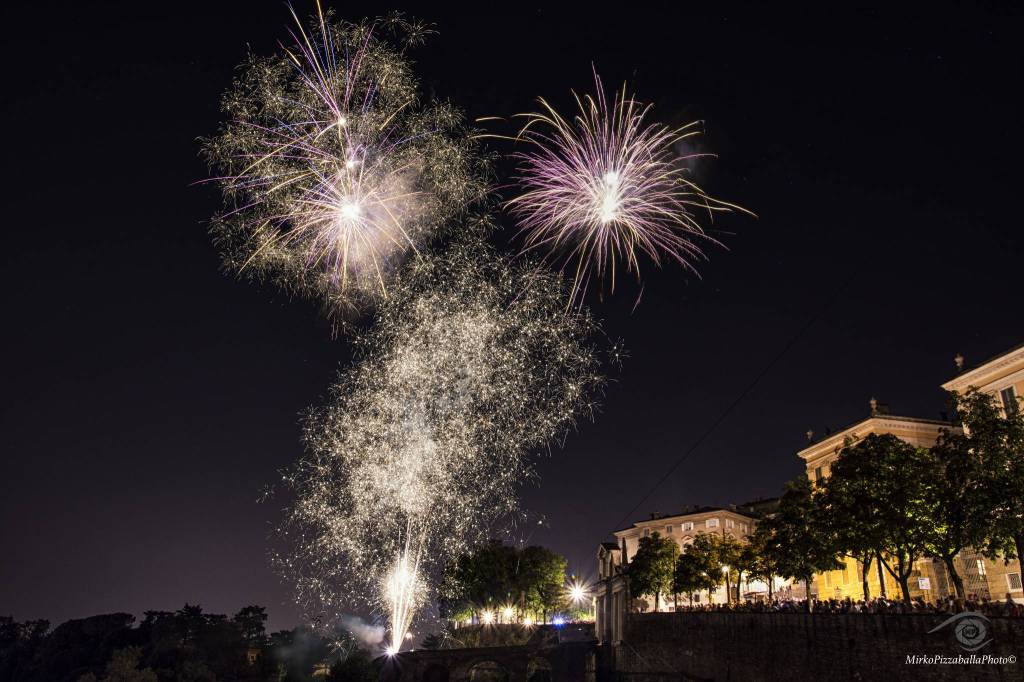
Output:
(617, 612), (1022, 681)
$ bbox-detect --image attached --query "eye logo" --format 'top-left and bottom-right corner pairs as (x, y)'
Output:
(927, 612), (992, 652)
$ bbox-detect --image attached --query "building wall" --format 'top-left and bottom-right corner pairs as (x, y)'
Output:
(943, 344), (1024, 420)
(798, 414), (953, 484)
(614, 509), (756, 563)
(612, 509), (760, 610)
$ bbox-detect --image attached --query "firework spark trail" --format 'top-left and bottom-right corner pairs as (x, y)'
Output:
(203, 6), (487, 319)
(276, 241), (605, 652)
(507, 71), (750, 305)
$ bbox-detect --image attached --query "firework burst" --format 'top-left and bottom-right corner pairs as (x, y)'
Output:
(507, 71), (749, 305)
(204, 6), (487, 319)
(275, 240), (604, 652)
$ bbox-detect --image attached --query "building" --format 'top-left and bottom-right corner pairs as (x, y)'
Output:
(798, 342), (1024, 603)
(615, 505), (758, 566)
(941, 343), (1024, 600)
(595, 504), (780, 644)
(799, 404), (952, 485)
(942, 343), (1024, 419)
(797, 406), (954, 601)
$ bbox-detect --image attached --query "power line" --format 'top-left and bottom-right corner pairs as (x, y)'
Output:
(612, 271), (858, 530)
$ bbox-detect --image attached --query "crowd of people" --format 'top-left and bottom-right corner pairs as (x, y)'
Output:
(667, 593), (1022, 617)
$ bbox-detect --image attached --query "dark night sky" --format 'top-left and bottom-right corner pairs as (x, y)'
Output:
(2, 2), (1022, 632)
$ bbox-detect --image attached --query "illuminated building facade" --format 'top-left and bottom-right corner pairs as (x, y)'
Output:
(942, 343), (1024, 600)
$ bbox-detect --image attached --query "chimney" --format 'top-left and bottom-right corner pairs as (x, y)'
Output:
(954, 354), (965, 372)
(806, 429), (814, 442)
(869, 397), (878, 415)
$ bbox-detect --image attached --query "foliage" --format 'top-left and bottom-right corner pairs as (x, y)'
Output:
(762, 475), (842, 609)
(326, 648), (377, 682)
(627, 532), (679, 611)
(822, 434), (932, 604)
(672, 536), (721, 604)
(77, 647), (157, 682)
(441, 541), (568, 621)
(746, 525), (782, 600)
(955, 388), (1024, 566)
(919, 414), (989, 598)
(0, 605), (348, 682)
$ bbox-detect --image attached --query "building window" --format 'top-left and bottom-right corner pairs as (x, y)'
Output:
(682, 522), (693, 531)
(1008, 573), (1023, 592)
(814, 466), (823, 481)
(976, 559), (987, 577)
(706, 518), (719, 529)
(740, 523), (748, 533)
(1001, 386), (1019, 416)
(725, 519), (734, 529)
(665, 525), (673, 534)
(642, 528), (650, 537)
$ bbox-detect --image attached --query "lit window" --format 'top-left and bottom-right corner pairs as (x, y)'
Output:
(725, 519), (734, 529)
(666, 525), (673, 534)
(1001, 387), (1019, 416)
(976, 559), (987, 577)
(1008, 573), (1023, 592)
(706, 518), (719, 529)
(682, 522), (694, 531)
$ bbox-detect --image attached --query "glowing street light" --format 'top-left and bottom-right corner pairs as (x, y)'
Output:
(567, 578), (589, 605)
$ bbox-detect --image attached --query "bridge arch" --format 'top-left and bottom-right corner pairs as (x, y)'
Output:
(527, 656), (552, 681)
(467, 659), (511, 681)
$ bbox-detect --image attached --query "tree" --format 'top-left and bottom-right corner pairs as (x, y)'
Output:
(819, 437), (889, 601)
(79, 647), (158, 682)
(420, 633), (445, 650)
(232, 605), (268, 646)
(442, 540), (517, 620)
(825, 434), (932, 605)
(516, 545), (568, 622)
(442, 541), (567, 623)
(747, 523), (782, 601)
(327, 648), (377, 682)
(714, 535), (744, 604)
(956, 389), (1024, 568)
(627, 532), (679, 611)
(682, 534), (725, 605)
(920, 418), (988, 599)
(732, 542), (757, 603)
(673, 543), (720, 606)
(766, 475), (842, 611)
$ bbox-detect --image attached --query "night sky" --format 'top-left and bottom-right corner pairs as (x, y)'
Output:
(2, 2), (1022, 632)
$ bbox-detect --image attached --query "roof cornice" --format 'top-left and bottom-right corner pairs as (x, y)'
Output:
(797, 414), (951, 463)
(942, 344), (1024, 392)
